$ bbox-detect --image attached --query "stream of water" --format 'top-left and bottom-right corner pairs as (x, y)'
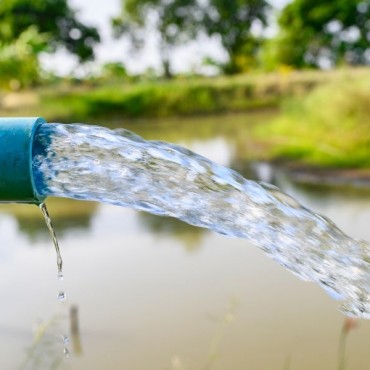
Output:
(31, 123), (370, 318)
(39, 202), (63, 279)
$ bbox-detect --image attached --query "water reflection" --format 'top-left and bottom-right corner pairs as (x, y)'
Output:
(18, 304), (83, 370)
(70, 305), (83, 356)
(0, 198), (98, 242)
(18, 314), (66, 370)
(138, 213), (206, 252)
(338, 317), (358, 370)
(203, 297), (239, 370)
(120, 111), (273, 163)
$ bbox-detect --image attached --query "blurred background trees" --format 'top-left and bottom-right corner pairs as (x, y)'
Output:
(0, 27), (47, 88)
(113, 0), (200, 78)
(201, 0), (270, 74)
(1, 0), (370, 86)
(0, 0), (100, 61)
(266, 0), (370, 69)
(113, 0), (270, 77)
(0, 0), (100, 87)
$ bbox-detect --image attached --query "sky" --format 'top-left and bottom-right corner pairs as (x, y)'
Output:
(40, 0), (290, 76)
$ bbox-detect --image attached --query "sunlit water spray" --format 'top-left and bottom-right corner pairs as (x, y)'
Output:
(32, 123), (370, 318)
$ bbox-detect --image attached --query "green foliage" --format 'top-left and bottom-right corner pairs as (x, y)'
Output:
(4, 69), (335, 121)
(99, 62), (130, 81)
(0, 27), (48, 88)
(2, 67), (359, 122)
(113, 0), (198, 77)
(201, 0), (270, 74)
(41, 80), (276, 120)
(260, 35), (307, 71)
(113, 0), (270, 76)
(271, 0), (370, 68)
(256, 74), (370, 167)
(0, 0), (100, 62)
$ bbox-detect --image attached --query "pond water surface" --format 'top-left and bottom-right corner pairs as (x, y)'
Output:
(1, 112), (370, 370)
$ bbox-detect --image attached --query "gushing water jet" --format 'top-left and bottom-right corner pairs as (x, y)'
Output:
(2, 117), (370, 318)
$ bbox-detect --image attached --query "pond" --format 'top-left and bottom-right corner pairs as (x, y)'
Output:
(1, 111), (370, 370)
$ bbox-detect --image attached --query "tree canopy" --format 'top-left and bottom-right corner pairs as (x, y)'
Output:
(0, 0), (100, 62)
(114, 0), (270, 76)
(272, 0), (370, 68)
(0, 27), (47, 88)
(113, 0), (199, 78)
(201, 0), (270, 73)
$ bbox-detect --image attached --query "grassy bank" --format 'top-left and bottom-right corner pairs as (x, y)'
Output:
(255, 71), (370, 168)
(0, 68), (346, 122)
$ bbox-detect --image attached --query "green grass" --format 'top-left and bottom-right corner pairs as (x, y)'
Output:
(254, 72), (370, 168)
(36, 78), (281, 121)
(0, 69), (339, 122)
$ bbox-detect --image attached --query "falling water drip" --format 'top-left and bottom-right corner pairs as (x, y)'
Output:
(58, 270), (64, 281)
(37, 202), (69, 359)
(62, 334), (70, 358)
(61, 334), (70, 345)
(39, 202), (63, 277)
(57, 291), (66, 302)
(63, 347), (70, 358)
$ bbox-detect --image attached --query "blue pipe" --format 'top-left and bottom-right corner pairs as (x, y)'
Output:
(0, 117), (46, 204)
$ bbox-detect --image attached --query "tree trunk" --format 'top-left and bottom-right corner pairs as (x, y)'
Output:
(162, 58), (173, 79)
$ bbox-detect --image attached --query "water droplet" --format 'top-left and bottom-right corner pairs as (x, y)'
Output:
(57, 291), (66, 302)
(63, 347), (70, 358)
(61, 335), (70, 345)
(58, 270), (64, 281)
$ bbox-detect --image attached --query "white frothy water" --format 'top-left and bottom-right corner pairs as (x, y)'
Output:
(32, 123), (370, 318)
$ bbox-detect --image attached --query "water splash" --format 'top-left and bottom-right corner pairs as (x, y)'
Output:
(32, 123), (370, 318)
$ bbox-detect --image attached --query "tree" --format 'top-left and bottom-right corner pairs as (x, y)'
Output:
(0, 26), (48, 88)
(272, 0), (370, 68)
(114, 0), (270, 76)
(100, 62), (130, 81)
(201, 0), (270, 74)
(113, 0), (199, 78)
(0, 0), (100, 62)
